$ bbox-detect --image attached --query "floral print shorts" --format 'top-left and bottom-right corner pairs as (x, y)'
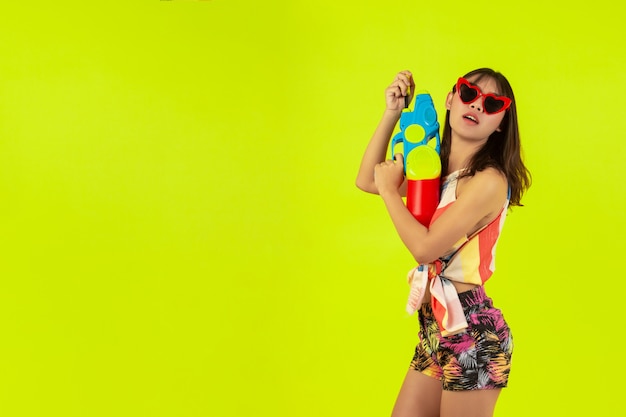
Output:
(410, 286), (513, 391)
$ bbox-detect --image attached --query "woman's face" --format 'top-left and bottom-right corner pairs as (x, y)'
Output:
(445, 75), (507, 142)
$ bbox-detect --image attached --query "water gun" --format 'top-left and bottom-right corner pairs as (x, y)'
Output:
(390, 90), (442, 226)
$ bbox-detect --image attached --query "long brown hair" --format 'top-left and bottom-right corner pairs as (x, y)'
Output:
(440, 68), (531, 207)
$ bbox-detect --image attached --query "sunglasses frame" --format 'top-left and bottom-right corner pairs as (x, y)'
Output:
(455, 77), (512, 115)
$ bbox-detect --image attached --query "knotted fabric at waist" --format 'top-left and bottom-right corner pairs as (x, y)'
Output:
(406, 260), (468, 337)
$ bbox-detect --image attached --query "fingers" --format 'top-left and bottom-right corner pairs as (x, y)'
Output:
(394, 70), (413, 95)
(386, 70), (414, 103)
(384, 70), (415, 112)
(374, 157), (405, 194)
(377, 156), (404, 170)
(404, 70), (415, 90)
(374, 160), (392, 177)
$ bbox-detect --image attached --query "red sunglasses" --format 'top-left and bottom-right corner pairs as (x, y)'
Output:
(454, 77), (511, 115)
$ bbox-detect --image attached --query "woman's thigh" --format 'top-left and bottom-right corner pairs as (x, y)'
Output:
(391, 370), (442, 417)
(440, 388), (501, 417)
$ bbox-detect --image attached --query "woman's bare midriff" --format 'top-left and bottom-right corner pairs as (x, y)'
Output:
(421, 280), (479, 303)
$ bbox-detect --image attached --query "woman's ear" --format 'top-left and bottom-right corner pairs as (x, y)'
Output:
(445, 92), (453, 110)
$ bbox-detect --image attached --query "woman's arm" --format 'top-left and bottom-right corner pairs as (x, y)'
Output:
(356, 71), (414, 194)
(355, 110), (402, 194)
(376, 163), (508, 264)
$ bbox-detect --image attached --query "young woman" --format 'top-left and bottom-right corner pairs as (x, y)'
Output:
(355, 69), (530, 417)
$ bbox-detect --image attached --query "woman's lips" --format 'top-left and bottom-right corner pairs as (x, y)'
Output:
(463, 112), (479, 124)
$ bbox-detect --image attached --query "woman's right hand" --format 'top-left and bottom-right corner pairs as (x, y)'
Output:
(355, 70), (414, 195)
(385, 70), (415, 112)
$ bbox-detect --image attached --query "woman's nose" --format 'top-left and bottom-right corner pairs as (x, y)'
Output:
(470, 99), (483, 112)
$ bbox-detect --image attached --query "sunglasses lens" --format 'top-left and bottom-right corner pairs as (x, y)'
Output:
(484, 96), (506, 114)
(459, 84), (477, 103)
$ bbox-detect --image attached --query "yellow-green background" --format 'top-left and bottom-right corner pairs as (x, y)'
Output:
(1, 1), (624, 416)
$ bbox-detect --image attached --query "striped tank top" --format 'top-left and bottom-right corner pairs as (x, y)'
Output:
(405, 170), (509, 336)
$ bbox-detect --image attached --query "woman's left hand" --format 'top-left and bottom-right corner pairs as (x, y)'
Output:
(374, 153), (405, 196)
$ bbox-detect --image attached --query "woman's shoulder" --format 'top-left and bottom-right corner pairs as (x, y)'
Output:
(458, 167), (508, 200)
(474, 167), (507, 184)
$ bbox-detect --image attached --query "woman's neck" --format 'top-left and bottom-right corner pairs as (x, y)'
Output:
(447, 135), (487, 174)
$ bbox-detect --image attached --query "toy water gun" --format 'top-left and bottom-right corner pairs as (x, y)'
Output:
(390, 90), (442, 226)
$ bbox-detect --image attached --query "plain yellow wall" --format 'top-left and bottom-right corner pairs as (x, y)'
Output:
(0, 1), (624, 416)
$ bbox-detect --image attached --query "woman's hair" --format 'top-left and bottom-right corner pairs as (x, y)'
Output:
(440, 68), (531, 207)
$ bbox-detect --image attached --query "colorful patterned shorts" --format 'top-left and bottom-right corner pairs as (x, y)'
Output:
(410, 286), (513, 391)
